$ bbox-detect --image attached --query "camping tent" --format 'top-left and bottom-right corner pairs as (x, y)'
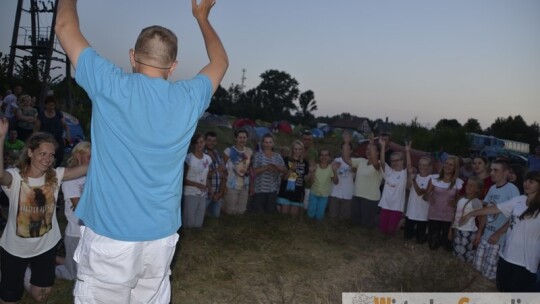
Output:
(62, 111), (85, 144)
(311, 128), (324, 138)
(232, 118), (256, 130)
(273, 120), (293, 134)
(255, 126), (272, 140)
(199, 113), (231, 128)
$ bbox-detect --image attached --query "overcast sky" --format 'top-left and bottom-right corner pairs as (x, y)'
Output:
(1, 0), (539, 129)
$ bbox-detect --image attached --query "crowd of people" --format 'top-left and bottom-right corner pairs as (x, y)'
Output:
(1, 0), (539, 301)
(180, 127), (540, 293)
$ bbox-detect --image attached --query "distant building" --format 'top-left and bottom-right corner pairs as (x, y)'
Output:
(331, 115), (371, 134)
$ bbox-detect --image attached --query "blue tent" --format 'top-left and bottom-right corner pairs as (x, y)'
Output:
(255, 126), (272, 140)
(311, 128), (324, 138)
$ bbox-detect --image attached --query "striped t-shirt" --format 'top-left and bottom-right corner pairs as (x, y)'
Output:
(253, 151), (285, 193)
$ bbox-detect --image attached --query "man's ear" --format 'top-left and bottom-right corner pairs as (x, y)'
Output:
(129, 49), (136, 68)
(167, 60), (178, 79)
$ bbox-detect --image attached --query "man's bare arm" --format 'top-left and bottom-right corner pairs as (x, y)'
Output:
(192, 0), (229, 94)
(55, 0), (90, 69)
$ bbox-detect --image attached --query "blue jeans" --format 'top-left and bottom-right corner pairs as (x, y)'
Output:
(206, 197), (222, 218)
(308, 193), (329, 221)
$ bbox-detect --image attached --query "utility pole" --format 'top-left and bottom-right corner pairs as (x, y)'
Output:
(240, 68), (247, 92)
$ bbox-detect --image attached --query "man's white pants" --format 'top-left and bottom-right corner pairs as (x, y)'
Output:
(73, 227), (179, 304)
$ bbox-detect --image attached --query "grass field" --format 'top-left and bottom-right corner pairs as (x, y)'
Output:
(18, 212), (495, 304)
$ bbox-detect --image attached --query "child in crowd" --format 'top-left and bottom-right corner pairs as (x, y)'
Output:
(56, 141), (91, 280)
(450, 176), (484, 263)
(378, 139), (412, 235)
(404, 156), (433, 243)
(183, 133), (212, 228)
(0, 119), (87, 303)
(307, 149), (339, 221)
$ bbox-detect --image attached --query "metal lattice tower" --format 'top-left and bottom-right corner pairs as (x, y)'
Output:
(7, 0), (67, 108)
(240, 68), (247, 91)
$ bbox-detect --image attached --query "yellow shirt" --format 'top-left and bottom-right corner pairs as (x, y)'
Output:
(311, 165), (334, 197)
(352, 158), (383, 200)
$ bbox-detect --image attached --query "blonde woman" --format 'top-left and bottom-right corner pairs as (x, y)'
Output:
(0, 120), (87, 303)
(56, 141), (91, 280)
(277, 140), (311, 216)
(424, 155), (464, 251)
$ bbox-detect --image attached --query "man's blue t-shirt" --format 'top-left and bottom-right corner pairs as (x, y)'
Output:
(75, 48), (212, 241)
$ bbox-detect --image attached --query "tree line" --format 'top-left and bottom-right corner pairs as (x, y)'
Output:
(2, 56), (538, 156)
